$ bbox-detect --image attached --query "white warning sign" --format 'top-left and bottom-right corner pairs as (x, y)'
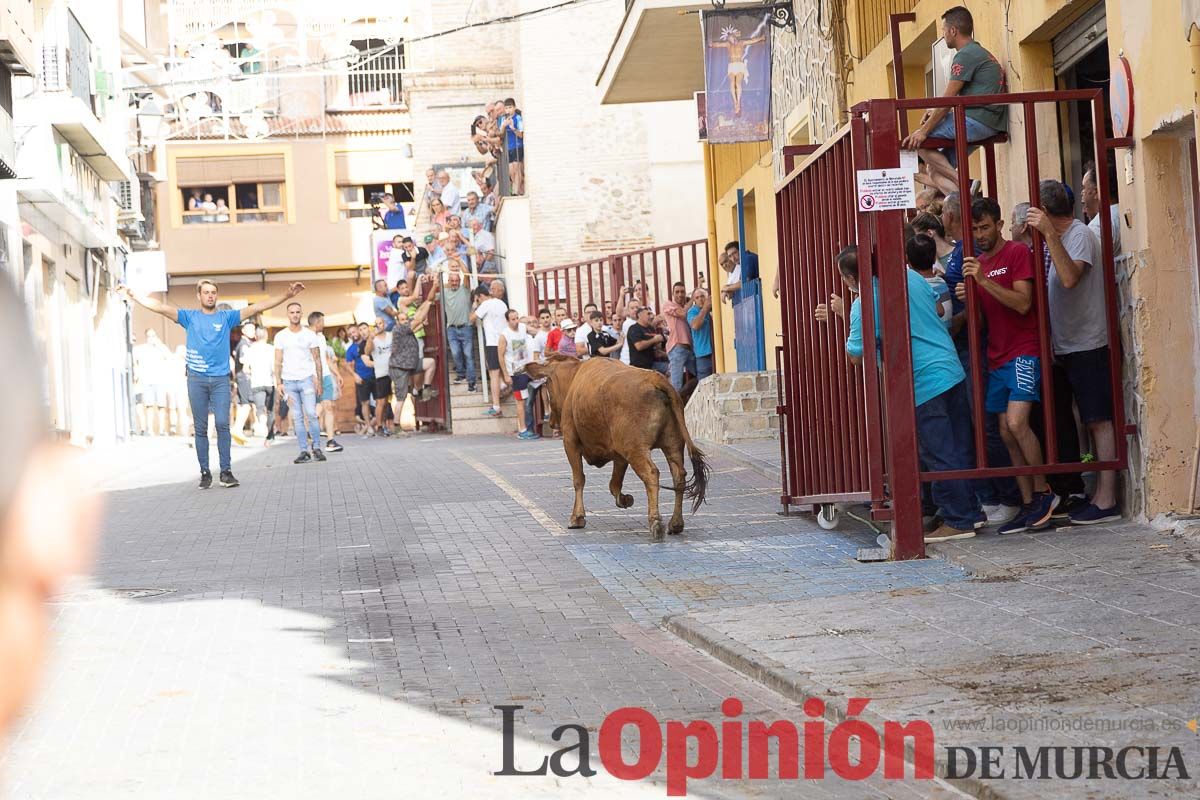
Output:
(856, 168), (917, 212)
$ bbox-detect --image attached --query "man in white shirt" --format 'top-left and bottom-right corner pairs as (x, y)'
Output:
(273, 301), (325, 464)
(133, 328), (173, 435)
(470, 284), (509, 417)
(573, 303), (598, 359)
(438, 169), (461, 211)
(245, 325), (277, 439)
(308, 311), (345, 454)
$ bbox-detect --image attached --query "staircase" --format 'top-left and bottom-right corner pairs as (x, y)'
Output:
(448, 379), (523, 435)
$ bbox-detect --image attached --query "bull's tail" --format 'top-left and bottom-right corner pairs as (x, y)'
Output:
(664, 386), (710, 513)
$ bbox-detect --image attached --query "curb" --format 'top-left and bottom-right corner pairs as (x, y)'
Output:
(663, 613), (1011, 800)
(699, 438), (781, 484)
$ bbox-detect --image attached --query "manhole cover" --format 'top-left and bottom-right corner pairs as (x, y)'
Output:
(111, 588), (175, 599)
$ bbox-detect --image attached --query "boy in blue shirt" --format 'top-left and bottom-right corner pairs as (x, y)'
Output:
(118, 279), (305, 489)
(814, 246), (983, 542)
(499, 97), (524, 195)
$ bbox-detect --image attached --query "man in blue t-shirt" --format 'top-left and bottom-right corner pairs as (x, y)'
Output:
(118, 279), (305, 489)
(685, 287), (715, 381)
(499, 97), (524, 195)
(814, 245), (983, 544)
(345, 321), (377, 430)
(379, 193), (406, 229)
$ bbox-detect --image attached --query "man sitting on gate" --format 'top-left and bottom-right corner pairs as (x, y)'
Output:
(814, 245), (983, 544)
(954, 197), (1060, 534)
(1026, 180), (1120, 525)
(901, 6), (1008, 197)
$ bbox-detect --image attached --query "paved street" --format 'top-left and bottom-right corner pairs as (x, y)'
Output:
(2, 435), (970, 799)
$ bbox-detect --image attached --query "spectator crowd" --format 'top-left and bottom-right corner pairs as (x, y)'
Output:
(814, 5), (1123, 544)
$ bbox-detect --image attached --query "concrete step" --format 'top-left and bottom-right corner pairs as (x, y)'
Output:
(451, 392), (518, 411)
(451, 414), (524, 436)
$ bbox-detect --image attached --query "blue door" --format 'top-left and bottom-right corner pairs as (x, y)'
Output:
(733, 189), (766, 372)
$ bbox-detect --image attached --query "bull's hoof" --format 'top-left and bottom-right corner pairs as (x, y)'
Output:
(617, 493), (634, 509)
(668, 518), (684, 535)
(568, 516), (586, 529)
(650, 519), (665, 542)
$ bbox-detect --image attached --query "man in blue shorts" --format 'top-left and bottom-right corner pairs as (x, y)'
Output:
(954, 197), (1059, 533)
(118, 279), (305, 488)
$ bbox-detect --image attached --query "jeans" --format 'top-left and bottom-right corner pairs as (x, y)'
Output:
(958, 344), (1022, 507)
(928, 115), (999, 168)
(187, 373), (232, 473)
(283, 378), (321, 453)
(915, 380), (980, 530)
(524, 384), (541, 432)
(694, 354), (714, 381)
(447, 326), (476, 384)
(667, 345), (696, 391)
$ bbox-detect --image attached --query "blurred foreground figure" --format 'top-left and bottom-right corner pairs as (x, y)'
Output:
(0, 280), (98, 743)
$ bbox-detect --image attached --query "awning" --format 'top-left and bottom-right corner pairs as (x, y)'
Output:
(333, 149), (413, 185)
(175, 154), (286, 186)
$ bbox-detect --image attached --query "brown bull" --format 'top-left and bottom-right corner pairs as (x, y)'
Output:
(525, 357), (710, 541)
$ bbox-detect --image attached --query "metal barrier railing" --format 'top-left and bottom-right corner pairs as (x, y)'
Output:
(526, 239), (708, 320)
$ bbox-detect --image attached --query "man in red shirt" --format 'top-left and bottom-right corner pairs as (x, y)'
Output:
(545, 306), (566, 353)
(955, 196), (1059, 534)
(662, 281), (696, 391)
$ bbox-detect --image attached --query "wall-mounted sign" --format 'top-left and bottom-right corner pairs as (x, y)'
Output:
(1110, 54), (1134, 139)
(856, 168), (916, 212)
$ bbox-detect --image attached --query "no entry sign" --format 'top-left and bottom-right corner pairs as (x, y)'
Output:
(856, 168), (916, 212)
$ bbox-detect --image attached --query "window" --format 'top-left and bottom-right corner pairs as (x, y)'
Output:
(336, 181), (413, 220)
(176, 154), (287, 225)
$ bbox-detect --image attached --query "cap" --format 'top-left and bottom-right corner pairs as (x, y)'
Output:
(560, 318), (577, 330)
(423, 234), (435, 244)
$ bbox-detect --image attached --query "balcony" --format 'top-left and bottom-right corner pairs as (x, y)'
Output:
(0, 0), (36, 75)
(325, 43), (405, 110)
(0, 105), (15, 179)
(597, 0), (715, 104)
(18, 92), (129, 181)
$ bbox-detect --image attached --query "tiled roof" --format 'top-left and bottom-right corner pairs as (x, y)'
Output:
(167, 111), (411, 140)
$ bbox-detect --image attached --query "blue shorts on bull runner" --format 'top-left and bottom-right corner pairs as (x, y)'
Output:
(985, 355), (1041, 413)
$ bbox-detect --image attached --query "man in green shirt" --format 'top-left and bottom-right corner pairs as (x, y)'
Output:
(902, 6), (1008, 196)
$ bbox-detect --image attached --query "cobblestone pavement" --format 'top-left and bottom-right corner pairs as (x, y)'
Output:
(1, 434), (974, 799)
(676, 522), (1200, 799)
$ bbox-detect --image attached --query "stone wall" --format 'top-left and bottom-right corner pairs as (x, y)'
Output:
(686, 371), (780, 445)
(769, 0), (849, 182)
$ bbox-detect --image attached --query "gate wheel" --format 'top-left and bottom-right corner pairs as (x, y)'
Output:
(816, 504), (840, 530)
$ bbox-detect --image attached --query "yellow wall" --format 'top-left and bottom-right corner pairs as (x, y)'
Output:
(842, 0), (1200, 516)
(710, 149), (779, 373)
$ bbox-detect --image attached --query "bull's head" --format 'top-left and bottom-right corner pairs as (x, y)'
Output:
(525, 355), (582, 430)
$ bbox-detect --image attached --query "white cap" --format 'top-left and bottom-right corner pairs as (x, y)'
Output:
(560, 318), (577, 330)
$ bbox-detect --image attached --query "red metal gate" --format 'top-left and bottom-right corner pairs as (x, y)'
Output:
(776, 88), (1130, 560)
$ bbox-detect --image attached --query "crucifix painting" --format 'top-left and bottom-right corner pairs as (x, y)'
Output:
(703, 10), (773, 144)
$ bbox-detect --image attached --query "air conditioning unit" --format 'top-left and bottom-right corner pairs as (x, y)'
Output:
(929, 37), (954, 98)
(117, 177), (143, 225)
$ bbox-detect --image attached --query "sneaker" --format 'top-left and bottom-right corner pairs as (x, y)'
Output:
(983, 503), (1021, 526)
(998, 504), (1033, 535)
(484, 407), (501, 417)
(468, 384), (477, 392)
(518, 430), (540, 440)
(380, 427), (393, 437)
(924, 524), (976, 544)
(219, 470), (239, 488)
(1025, 491), (1061, 530)
(294, 451), (312, 464)
(325, 439), (344, 452)
(198, 470), (213, 490)
(453, 376), (466, 384)
(922, 514), (943, 533)
(1052, 494), (1089, 519)
(1068, 503), (1121, 525)
(971, 513), (989, 530)
(312, 448), (327, 462)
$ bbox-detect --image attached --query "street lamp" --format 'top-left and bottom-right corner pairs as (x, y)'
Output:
(136, 97), (165, 148)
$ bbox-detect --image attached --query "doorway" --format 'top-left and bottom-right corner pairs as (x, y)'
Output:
(1054, 4), (1114, 208)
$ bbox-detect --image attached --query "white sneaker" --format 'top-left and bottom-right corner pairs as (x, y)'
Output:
(983, 503), (1021, 525)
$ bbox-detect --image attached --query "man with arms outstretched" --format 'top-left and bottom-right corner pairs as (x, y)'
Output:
(118, 280), (304, 488)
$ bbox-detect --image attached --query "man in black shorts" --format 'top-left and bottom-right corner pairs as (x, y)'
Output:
(366, 317), (395, 436)
(499, 97), (524, 195)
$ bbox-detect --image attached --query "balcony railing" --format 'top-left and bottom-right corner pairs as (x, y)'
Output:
(40, 10), (94, 113)
(326, 45), (404, 109)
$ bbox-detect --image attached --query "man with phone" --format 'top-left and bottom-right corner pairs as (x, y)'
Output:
(627, 306), (665, 371)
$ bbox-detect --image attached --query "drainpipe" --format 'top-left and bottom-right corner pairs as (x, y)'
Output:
(703, 141), (725, 374)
